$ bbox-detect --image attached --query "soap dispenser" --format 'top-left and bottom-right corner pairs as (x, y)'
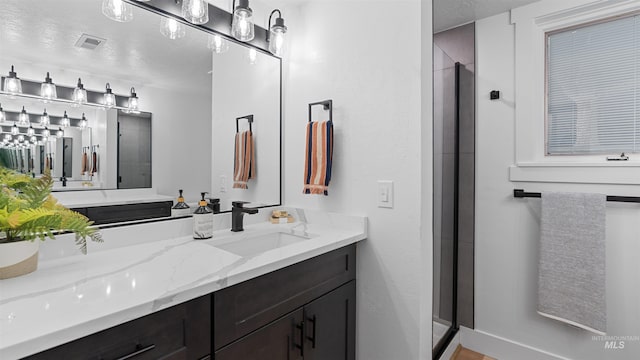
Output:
(193, 192), (213, 239)
(171, 189), (191, 217)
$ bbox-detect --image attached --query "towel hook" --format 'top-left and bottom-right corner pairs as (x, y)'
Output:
(236, 115), (254, 133)
(308, 99), (332, 123)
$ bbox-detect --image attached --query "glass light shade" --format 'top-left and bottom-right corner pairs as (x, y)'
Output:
(41, 109), (50, 126)
(13, 139), (18, 145)
(268, 20), (287, 57)
(30, 136), (37, 143)
(232, 7), (255, 42)
(40, 72), (57, 101)
(3, 66), (22, 94)
(102, 0), (133, 22)
(79, 114), (88, 129)
(42, 127), (50, 138)
(248, 48), (257, 65)
(17, 135), (24, 143)
(4, 134), (11, 141)
(27, 126), (35, 136)
(57, 128), (64, 138)
(104, 83), (116, 108)
(11, 123), (19, 135)
(61, 111), (70, 127)
(207, 34), (229, 54)
(73, 78), (88, 106)
(160, 17), (186, 40)
(18, 106), (29, 126)
(181, 0), (208, 25)
(128, 88), (139, 112)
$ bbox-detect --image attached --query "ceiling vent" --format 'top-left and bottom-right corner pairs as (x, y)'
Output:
(75, 34), (107, 50)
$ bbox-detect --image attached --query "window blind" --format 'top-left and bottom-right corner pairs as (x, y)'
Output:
(547, 14), (640, 155)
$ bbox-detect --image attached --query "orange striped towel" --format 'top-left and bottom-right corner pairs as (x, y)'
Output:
(303, 121), (333, 195)
(233, 130), (255, 189)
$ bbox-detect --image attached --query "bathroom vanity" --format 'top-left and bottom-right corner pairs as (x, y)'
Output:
(0, 212), (366, 359)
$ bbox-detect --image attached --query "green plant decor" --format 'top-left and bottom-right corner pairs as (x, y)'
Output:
(0, 166), (102, 254)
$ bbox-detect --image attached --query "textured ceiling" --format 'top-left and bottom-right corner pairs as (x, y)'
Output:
(434, 0), (541, 32)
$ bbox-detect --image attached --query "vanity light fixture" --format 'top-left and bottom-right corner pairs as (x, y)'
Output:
(79, 113), (88, 129)
(104, 83), (116, 108)
(248, 48), (257, 65)
(40, 72), (57, 101)
(128, 87), (139, 112)
(30, 135), (37, 143)
(160, 17), (186, 40)
(61, 111), (71, 128)
(3, 65), (22, 94)
(102, 0), (134, 23)
(0, 103), (5, 122)
(231, 0), (255, 42)
(182, 0), (209, 25)
(42, 127), (50, 139)
(267, 9), (287, 57)
(4, 134), (11, 141)
(17, 135), (25, 143)
(73, 78), (88, 106)
(41, 109), (50, 126)
(56, 127), (64, 138)
(18, 106), (29, 126)
(27, 125), (35, 137)
(207, 34), (229, 54)
(11, 122), (19, 135)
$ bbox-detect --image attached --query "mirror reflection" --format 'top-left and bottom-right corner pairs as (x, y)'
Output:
(0, 0), (281, 211)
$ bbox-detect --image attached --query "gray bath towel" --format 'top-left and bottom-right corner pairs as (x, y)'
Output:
(538, 191), (606, 335)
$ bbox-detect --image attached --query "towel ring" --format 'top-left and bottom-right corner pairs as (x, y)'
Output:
(236, 115), (254, 133)
(308, 99), (333, 123)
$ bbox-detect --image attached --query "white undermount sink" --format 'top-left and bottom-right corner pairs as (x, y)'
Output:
(214, 231), (315, 257)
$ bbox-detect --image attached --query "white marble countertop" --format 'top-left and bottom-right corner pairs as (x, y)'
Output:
(0, 210), (367, 359)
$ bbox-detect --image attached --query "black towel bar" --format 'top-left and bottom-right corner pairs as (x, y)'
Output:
(308, 99), (333, 123)
(236, 114), (253, 132)
(513, 189), (640, 203)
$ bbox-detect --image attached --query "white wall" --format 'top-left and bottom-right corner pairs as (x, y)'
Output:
(475, 9), (640, 360)
(277, 0), (432, 358)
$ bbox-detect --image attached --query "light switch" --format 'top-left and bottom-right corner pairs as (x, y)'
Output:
(377, 180), (393, 208)
(220, 175), (227, 193)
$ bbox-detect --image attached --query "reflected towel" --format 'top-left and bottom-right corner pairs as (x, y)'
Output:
(91, 151), (97, 175)
(538, 191), (607, 335)
(303, 121), (333, 195)
(81, 151), (88, 175)
(233, 130), (255, 189)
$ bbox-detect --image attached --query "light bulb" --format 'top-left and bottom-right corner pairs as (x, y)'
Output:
(40, 72), (57, 101)
(3, 65), (22, 94)
(41, 109), (50, 126)
(104, 83), (116, 108)
(181, 0), (208, 25)
(18, 106), (29, 126)
(27, 126), (35, 136)
(232, 0), (255, 42)
(207, 34), (229, 54)
(102, 0), (133, 22)
(248, 48), (257, 65)
(18, 135), (24, 143)
(61, 111), (70, 128)
(73, 78), (88, 106)
(57, 128), (64, 138)
(160, 17), (186, 40)
(11, 123), (19, 135)
(128, 87), (139, 112)
(42, 127), (50, 138)
(268, 16), (287, 57)
(30, 135), (37, 143)
(79, 113), (88, 129)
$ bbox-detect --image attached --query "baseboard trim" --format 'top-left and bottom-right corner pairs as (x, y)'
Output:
(459, 327), (572, 360)
(438, 332), (461, 360)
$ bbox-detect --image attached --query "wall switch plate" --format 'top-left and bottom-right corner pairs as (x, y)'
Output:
(220, 175), (227, 193)
(377, 180), (393, 208)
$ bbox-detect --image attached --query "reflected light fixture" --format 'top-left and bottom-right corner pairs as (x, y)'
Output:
(11, 122), (19, 135)
(79, 113), (88, 129)
(73, 78), (88, 106)
(128, 87), (139, 112)
(61, 111), (71, 128)
(3, 65), (22, 94)
(267, 9), (287, 57)
(18, 106), (29, 126)
(40, 72), (57, 101)
(160, 17), (186, 40)
(41, 109), (50, 126)
(231, 0), (255, 42)
(248, 48), (257, 65)
(57, 127), (64, 138)
(104, 83), (116, 108)
(27, 125), (35, 136)
(42, 127), (50, 138)
(4, 134), (11, 141)
(30, 135), (37, 143)
(102, 0), (134, 22)
(181, 0), (208, 25)
(207, 34), (229, 54)
(0, 103), (5, 122)
(18, 135), (25, 143)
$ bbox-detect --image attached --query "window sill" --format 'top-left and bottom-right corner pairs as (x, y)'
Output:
(509, 162), (640, 185)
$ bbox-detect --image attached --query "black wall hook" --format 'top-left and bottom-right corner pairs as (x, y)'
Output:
(236, 114), (254, 132)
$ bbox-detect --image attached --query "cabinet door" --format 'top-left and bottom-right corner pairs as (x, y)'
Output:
(304, 280), (356, 360)
(215, 309), (304, 360)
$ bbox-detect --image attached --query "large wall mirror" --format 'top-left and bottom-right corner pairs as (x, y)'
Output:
(0, 0), (281, 213)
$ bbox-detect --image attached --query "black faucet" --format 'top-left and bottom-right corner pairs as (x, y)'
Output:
(60, 176), (67, 187)
(231, 201), (258, 232)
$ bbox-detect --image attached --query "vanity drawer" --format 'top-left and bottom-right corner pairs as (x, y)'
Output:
(213, 244), (356, 350)
(25, 294), (211, 360)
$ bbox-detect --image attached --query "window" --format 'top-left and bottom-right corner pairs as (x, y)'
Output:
(546, 14), (640, 155)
